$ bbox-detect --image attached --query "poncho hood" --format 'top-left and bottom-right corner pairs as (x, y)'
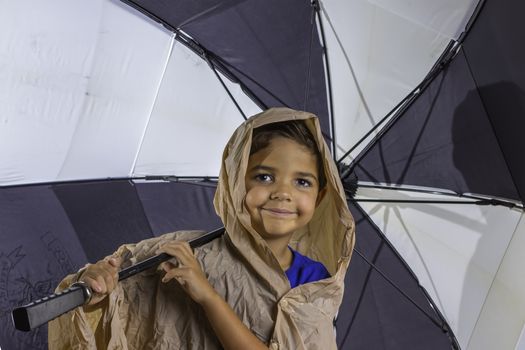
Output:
(214, 107), (355, 298)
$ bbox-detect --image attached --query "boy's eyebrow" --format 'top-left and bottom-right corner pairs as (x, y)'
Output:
(248, 165), (275, 172)
(296, 171), (318, 181)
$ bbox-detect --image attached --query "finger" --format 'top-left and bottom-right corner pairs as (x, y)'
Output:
(79, 264), (104, 292)
(101, 268), (117, 292)
(94, 274), (110, 294)
(162, 271), (175, 283)
(81, 275), (103, 293)
(158, 243), (195, 266)
(158, 241), (193, 255)
(94, 261), (118, 292)
(160, 261), (176, 274)
(108, 256), (122, 268)
(105, 259), (120, 275)
(162, 266), (189, 283)
(98, 259), (119, 274)
(176, 241), (193, 255)
(83, 268), (112, 294)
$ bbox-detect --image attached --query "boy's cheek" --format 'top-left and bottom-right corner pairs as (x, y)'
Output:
(245, 188), (266, 207)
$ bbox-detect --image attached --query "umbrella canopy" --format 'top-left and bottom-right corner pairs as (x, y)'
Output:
(345, 1), (525, 348)
(1, 0), (524, 349)
(0, 0), (479, 183)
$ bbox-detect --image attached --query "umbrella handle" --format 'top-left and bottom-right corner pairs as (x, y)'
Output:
(11, 227), (225, 332)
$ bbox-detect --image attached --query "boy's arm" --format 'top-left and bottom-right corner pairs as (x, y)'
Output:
(201, 290), (269, 350)
(159, 241), (269, 350)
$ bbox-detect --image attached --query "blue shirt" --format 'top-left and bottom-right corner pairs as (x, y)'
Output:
(285, 248), (330, 288)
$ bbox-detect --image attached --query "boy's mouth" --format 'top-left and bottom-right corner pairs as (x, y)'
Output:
(261, 207), (297, 216)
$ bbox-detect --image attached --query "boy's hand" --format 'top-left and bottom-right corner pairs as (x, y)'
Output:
(158, 241), (217, 306)
(78, 256), (122, 306)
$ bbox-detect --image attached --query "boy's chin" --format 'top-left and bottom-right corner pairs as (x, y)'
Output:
(255, 226), (296, 240)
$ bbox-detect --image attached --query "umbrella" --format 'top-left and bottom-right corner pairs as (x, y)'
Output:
(340, 1), (525, 348)
(1, 0), (524, 349)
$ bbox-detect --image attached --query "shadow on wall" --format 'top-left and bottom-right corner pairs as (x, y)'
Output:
(452, 81), (525, 201)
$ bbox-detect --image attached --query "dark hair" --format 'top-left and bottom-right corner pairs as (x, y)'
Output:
(250, 120), (326, 189)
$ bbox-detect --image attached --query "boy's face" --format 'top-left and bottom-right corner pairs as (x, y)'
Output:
(244, 137), (324, 241)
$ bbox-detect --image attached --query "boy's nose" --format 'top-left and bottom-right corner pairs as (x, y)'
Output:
(270, 183), (292, 201)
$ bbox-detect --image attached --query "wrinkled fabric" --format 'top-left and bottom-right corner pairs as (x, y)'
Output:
(48, 108), (355, 349)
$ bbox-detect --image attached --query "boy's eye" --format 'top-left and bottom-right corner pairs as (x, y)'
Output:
(296, 178), (312, 188)
(254, 174), (273, 183)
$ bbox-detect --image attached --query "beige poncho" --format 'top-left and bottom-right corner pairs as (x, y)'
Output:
(48, 108), (355, 349)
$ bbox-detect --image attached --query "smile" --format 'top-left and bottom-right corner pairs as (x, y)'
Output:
(261, 207), (297, 216)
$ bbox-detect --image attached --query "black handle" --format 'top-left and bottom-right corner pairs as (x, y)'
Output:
(11, 227), (225, 331)
(11, 282), (91, 332)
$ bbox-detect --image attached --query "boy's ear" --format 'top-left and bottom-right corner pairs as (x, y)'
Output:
(316, 187), (327, 207)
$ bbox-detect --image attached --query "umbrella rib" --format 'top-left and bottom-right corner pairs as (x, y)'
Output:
(465, 212), (523, 349)
(315, 2), (337, 159)
(394, 71), (448, 185)
(352, 197), (521, 209)
(350, 183), (523, 209)
(129, 35), (175, 177)
(303, 2), (317, 112)
(339, 39), (458, 169)
(352, 248), (446, 330)
(345, 87), (419, 173)
(462, 47), (524, 203)
(142, 175), (218, 188)
(337, 238), (384, 348)
(350, 202), (461, 347)
(457, 0), (488, 44)
(175, 3), (229, 29)
(115, 2), (273, 113)
(209, 54), (286, 108)
(351, 197), (492, 205)
(336, 89), (415, 165)
(358, 182), (461, 196)
(0, 176), (220, 190)
(318, 2), (375, 131)
(204, 55), (247, 120)
(173, 30), (281, 110)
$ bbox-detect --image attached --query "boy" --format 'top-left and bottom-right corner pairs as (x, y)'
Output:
(48, 108), (355, 349)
